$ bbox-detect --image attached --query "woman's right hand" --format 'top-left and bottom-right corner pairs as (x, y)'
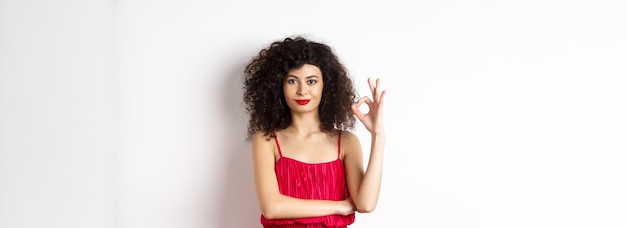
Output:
(338, 197), (356, 215)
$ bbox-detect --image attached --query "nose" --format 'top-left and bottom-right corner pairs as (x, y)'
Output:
(297, 84), (307, 95)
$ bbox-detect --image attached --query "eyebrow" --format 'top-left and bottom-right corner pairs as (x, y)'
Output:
(285, 75), (319, 79)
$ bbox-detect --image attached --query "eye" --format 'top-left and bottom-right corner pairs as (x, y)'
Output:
(307, 80), (317, 85)
(287, 79), (296, 84)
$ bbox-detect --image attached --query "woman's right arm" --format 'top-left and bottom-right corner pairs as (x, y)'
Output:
(252, 131), (354, 219)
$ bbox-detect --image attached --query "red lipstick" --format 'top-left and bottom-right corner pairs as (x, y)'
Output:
(295, 99), (310, 105)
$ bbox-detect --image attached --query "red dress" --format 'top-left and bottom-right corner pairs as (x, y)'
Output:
(260, 131), (355, 228)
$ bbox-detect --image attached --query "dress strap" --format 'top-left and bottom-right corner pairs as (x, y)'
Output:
(337, 131), (342, 159)
(273, 131), (283, 157)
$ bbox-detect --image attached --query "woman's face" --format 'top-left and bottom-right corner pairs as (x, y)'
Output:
(283, 64), (324, 113)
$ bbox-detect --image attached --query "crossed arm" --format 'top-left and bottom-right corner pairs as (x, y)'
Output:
(251, 131), (355, 219)
(251, 130), (385, 219)
(252, 77), (386, 219)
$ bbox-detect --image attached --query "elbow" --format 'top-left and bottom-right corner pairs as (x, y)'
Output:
(259, 194), (286, 219)
(260, 204), (280, 219)
(357, 207), (375, 213)
(260, 206), (276, 219)
(356, 204), (377, 213)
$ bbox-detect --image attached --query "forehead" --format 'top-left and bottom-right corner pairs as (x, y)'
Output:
(286, 64), (323, 79)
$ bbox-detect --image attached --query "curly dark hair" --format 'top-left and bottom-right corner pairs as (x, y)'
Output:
(243, 36), (358, 139)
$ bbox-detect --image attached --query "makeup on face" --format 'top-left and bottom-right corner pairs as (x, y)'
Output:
(283, 64), (324, 111)
(295, 99), (310, 105)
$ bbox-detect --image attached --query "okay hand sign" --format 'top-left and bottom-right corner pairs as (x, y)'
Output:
(351, 77), (386, 135)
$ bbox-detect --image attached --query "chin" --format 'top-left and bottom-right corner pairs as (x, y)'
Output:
(289, 105), (319, 113)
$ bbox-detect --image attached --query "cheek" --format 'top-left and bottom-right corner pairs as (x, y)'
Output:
(283, 84), (293, 94)
(314, 84), (324, 96)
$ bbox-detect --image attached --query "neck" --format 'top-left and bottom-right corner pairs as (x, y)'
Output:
(288, 111), (322, 135)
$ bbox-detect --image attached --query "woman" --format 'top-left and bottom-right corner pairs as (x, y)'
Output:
(243, 36), (386, 228)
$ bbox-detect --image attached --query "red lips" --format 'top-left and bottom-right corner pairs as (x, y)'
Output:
(295, 99), (310, 105)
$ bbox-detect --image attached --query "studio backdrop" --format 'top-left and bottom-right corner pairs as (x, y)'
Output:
(1, 0), (625, 228)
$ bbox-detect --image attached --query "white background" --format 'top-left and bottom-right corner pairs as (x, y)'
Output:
(1, 0), (625, 228)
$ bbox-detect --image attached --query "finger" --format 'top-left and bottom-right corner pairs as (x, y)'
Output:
(354, 96), (371, 106)
(353, 97), (373, 115)
(379, 90), (387, 106)
(351, 104), (365, 121)
(376, 78), (380, 93)
(368, 77), (376, 95)
(356, 96), (374, 108)
(374, 78), (381, 102)
(364, 96), (374, 106)
(377, 90), (386, 116)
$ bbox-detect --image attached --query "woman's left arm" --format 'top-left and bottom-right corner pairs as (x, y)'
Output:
(344, 77), (387, 213)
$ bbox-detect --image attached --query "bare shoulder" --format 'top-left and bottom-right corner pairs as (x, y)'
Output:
(252, 131), (276, 152)
(340, 130), (360, 144)
(340, 130), (362, 157)
(252, 130), (273, 143)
